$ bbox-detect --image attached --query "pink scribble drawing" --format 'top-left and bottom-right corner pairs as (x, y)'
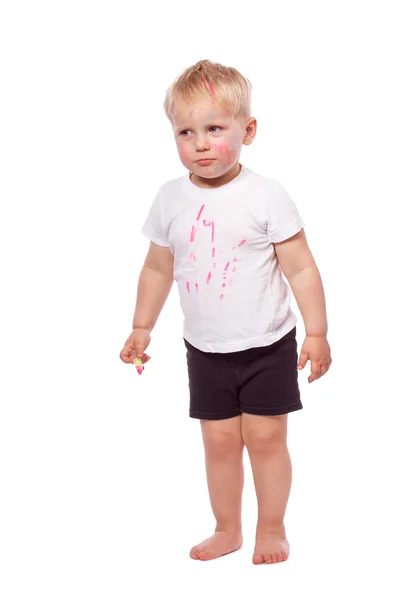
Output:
(186, 205), (247, 302)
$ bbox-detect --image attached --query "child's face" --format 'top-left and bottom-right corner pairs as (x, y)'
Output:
(171, 99), (248, 179)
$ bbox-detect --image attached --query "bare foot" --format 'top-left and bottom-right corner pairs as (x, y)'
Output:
(252, 533), (290, 565)
(190, 531), (243, 561)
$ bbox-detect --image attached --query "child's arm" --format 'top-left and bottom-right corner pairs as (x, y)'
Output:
(132, 241), (174, 333)
(274, 229), (332, 383)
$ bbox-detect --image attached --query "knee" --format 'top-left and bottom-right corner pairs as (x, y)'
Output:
(243, 427), (286, 453)
(203, 430), (244, 459)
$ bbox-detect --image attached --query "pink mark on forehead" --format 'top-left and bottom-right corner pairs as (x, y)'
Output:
(201, 73), (216, 104)
(238, 239), (246, 246)
(186, 281), (190, 293)
(206, 271), (212, 284)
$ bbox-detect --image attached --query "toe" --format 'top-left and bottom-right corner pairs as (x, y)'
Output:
(264, 555), (273, 563)
(272, 553), (279, 563)
(199, 549), (214, 561)
(252, 553), (264, 564)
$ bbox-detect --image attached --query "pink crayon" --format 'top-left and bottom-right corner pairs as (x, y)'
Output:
(133, 356), (143, 375)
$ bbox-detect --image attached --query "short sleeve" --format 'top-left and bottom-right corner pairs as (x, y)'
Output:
(265, 179), (305, 243)
(141, 185), (169, 247)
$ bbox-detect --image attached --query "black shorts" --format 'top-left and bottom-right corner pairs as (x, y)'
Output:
(184, 326), (303, 420)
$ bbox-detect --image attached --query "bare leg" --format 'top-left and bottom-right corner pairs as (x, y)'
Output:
(241, 413), (291, 565)
(190, 414), (244, 561)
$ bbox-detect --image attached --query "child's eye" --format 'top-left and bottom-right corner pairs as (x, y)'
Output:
(179, 126), (222, 136)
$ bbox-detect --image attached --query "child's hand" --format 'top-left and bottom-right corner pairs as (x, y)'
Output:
(297, 335), (332, 383)
(119, 328), (152, 366)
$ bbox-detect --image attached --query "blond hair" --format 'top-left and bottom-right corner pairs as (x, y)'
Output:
(163, 59), (252, 124)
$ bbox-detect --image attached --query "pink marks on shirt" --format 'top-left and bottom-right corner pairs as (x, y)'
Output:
(196, 204), (205, 221)
(186, 206), (247, 301)
(232, 240), (246, 250)
(202, 219), (216, 243)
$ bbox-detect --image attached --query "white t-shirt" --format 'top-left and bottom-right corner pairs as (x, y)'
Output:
(141, 163), (305, 353)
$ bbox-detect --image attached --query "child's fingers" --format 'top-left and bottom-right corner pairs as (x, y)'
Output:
(120, 349), (133, 363)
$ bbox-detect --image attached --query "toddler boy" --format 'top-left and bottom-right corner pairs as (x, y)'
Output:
(120, 59), (332, 564)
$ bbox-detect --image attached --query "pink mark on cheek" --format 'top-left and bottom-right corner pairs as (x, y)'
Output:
(195, 283), (199, 292)
(196, 204), (205, 220)
(189, 251), (197, 262)
(232, 267), (236, 273)
(213, 262), (216, 269)
(206, 271), (212, 284)
(212, 247), (215, 258)
(222, 283), (226, 288)
(224, 261), (230, 271)
(190, 226), (197, 243)
(186, 281), (190, 293)
(219, 294), (224, 300)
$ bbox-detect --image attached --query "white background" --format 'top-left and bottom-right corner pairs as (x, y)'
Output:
(1, 0), (399, 598)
